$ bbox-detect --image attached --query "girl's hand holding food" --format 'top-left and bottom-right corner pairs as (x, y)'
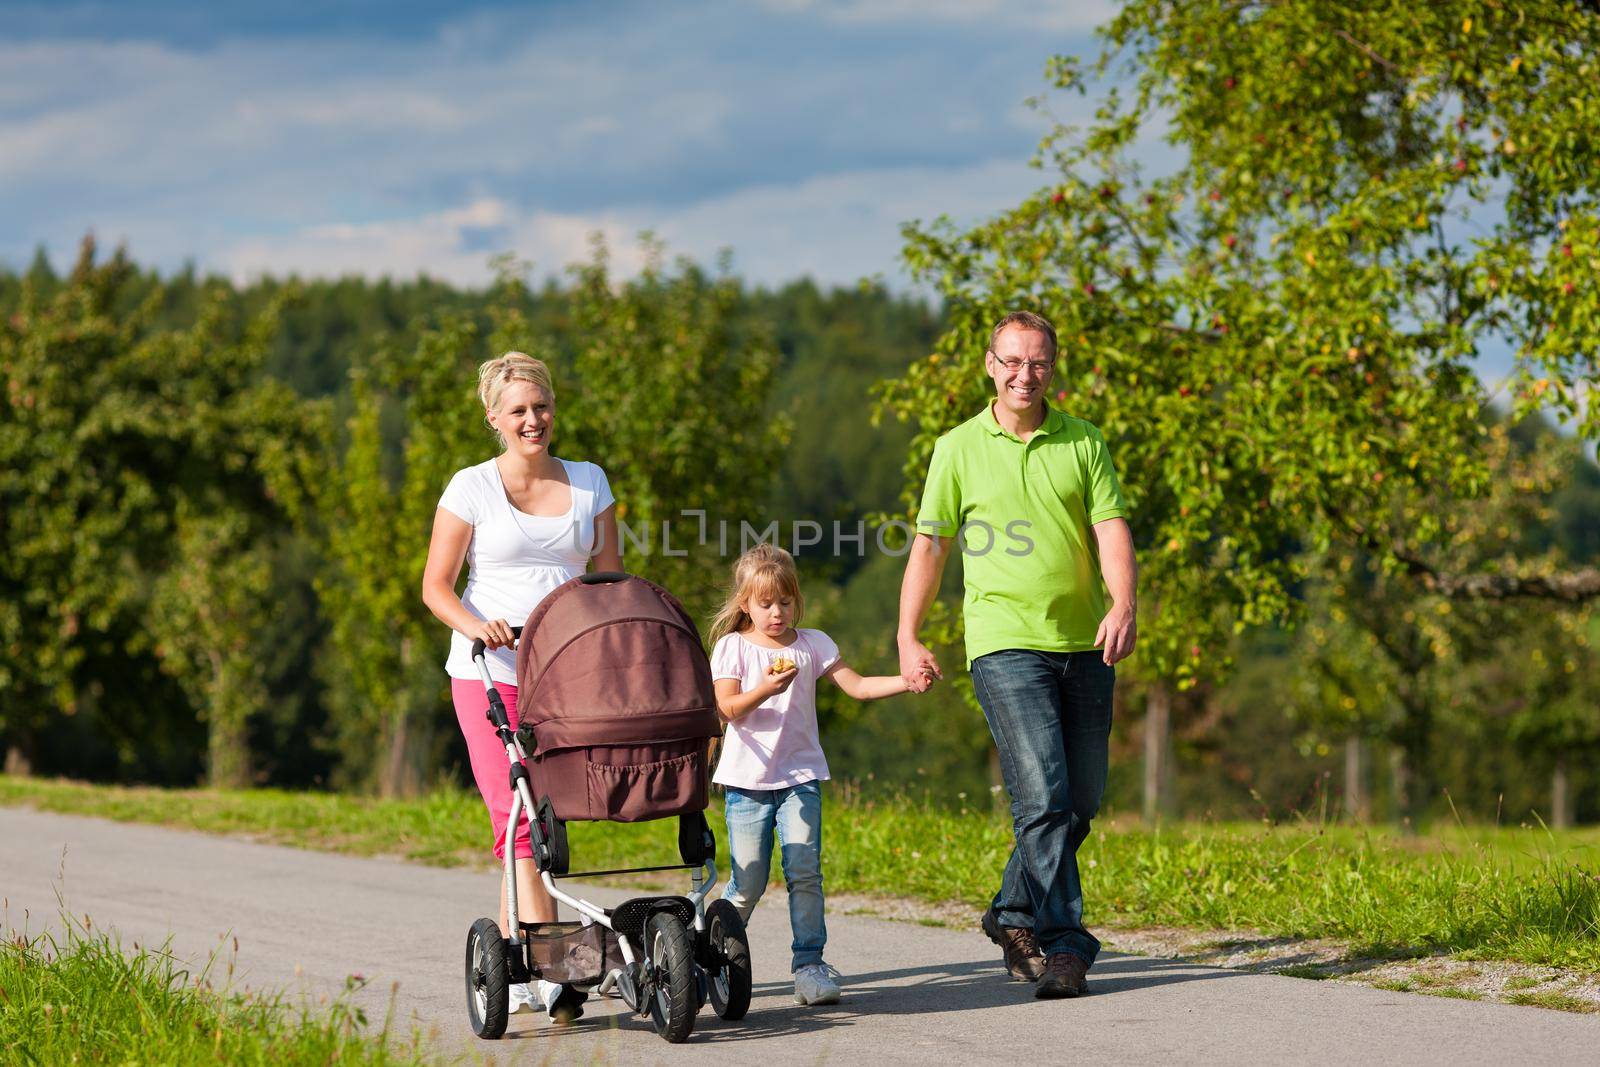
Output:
(760, 660), (800, 697)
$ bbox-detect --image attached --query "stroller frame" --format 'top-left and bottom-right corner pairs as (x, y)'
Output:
(464, 611), (753, 1043)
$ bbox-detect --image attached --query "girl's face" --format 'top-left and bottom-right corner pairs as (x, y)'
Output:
(487, 381), (554, 457)
(743, 591), (795, 638)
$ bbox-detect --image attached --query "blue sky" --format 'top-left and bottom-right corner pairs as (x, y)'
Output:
(2, 0), (1116, 288)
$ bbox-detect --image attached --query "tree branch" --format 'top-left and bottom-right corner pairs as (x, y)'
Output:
(1390, 546), (1600, 603)
(1333, 29), (1400, 73)
(1326, 503), (1600, 604)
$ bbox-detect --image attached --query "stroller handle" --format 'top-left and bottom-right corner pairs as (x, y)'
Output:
(470, 625), (523, 662)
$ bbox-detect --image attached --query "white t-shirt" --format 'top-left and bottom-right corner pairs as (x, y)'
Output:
(710, 628), (840, 790)
(438, 457), (615, 684)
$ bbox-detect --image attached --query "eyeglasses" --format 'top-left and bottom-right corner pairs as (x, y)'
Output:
(990, 354), (1056, 374)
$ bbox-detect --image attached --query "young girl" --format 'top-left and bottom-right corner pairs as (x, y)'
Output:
(708, 543), (914, 1006)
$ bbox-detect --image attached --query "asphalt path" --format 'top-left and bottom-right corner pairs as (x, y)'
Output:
(3, 806), (1597, 1065)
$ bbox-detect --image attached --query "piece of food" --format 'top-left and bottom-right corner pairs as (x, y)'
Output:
(768, 656), (796, 674)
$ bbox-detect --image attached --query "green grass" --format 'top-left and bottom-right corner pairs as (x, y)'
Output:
(0, 919), (431, 1065)
(1431, 987), (1484, 1001)
(1504, 991), (1600, 1013)
(4, 775), (1599, 973)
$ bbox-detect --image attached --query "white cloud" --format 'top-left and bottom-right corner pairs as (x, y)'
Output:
(213, 158), (1046, 289)
(2, 3), (1094, 282)
(653, 158), (1043, 286)
(222, 198), (640, 285)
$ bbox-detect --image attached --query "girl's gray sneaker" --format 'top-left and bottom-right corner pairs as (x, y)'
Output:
(793, 962), (843, 1005)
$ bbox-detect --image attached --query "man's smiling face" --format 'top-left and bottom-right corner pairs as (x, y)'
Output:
(984, 324), (1056, 418)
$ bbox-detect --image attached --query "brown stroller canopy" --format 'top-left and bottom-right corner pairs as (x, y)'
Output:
(515, 575), (720, 757)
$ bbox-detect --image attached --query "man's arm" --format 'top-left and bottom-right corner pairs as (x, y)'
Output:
(897, 533), (953, 691)
(1091, 516), (1137, 665)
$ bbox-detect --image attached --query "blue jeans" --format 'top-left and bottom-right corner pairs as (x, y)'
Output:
(971, 649), (1114, 965)
(721, 781), (826, 971)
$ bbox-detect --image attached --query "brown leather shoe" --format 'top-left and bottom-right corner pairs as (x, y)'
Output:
(981, 908), (1045, 981)
(1034, 952), (1089, 999)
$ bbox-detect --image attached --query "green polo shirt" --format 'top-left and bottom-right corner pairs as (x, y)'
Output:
(916, 403), (1128, 666)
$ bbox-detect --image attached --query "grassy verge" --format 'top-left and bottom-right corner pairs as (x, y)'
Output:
(0, 918), (431, 1065)
(4, 775), (1598, 972)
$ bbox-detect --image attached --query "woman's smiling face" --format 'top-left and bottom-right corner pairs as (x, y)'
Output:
(487, 380), (554, 455)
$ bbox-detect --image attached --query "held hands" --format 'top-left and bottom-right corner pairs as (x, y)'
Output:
(468, 617), (516, 651)
(898, 638), (943, 694)
(1094, 603), (1137, 666)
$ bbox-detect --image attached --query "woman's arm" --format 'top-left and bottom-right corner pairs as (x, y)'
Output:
(826, 662), (912, 701)
(421, 508), (512, 649)
(591, 502), (623, 573)
(715, 670), (798, 722)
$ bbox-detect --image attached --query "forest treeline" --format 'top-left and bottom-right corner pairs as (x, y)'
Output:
(2, 241), (1597, 827)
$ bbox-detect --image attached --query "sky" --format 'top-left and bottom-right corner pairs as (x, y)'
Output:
(1, 0), (1117, 290)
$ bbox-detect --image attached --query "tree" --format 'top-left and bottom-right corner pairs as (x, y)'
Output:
(315, 316), (485, 796)
(149, 512), (275, 788)
(1480, 608), (1600, 828)
(1289, 418), (1591, 824)
(877, 1), (1600, 818)
(0, 239), (322, 782)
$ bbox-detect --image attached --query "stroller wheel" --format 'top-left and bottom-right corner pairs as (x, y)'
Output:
(465, 917), (510, 1039)
(646, 912), (697, 1043)
(705, 899), (753, 1020)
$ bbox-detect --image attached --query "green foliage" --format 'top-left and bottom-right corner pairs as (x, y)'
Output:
(544, 241), (790, 622)
(754, 279), (940, 575)
(150, 514), (276, 788)
(0, 240), (324, 782)
(314, 314), (486, 796)
(1288, 418), (1600, 821)
(880, 0), (1600, 694)
(0, 918), (430, 1065)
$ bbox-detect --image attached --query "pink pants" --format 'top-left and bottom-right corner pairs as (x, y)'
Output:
(452, 677), (533, 861)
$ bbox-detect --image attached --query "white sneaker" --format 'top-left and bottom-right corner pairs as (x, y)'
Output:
(508, 982), (538, 1014)
(793, 962), (843, 1005)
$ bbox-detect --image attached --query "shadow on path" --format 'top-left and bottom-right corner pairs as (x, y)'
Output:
(498, 952), (1244, 1046)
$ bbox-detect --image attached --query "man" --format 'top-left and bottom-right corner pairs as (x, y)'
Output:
(898, 310), (1137, 999)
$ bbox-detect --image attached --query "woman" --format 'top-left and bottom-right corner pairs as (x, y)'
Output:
(422, 351), (621, 1024)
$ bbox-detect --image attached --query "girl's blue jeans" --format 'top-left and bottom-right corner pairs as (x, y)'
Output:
(720, 780), (826, 972)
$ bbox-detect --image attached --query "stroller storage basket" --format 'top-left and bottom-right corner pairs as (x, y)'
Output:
(520, 921), (627, 986)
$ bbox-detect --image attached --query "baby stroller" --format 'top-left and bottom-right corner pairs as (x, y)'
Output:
(462, 572), (753, 1044)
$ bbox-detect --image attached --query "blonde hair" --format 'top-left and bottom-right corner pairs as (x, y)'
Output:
(709, 543), (805, 643)
(477, 351), (554, 442)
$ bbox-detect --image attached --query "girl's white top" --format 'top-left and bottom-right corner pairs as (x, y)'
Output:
(438, 456), (614, 685)
(710, 628), (839, 789)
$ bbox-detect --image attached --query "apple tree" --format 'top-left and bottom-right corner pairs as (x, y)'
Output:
(878, 0), (1600, 816)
